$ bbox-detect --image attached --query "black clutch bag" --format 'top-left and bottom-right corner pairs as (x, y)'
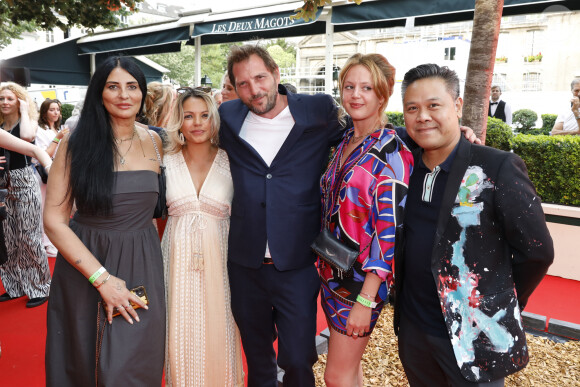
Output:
(0, 188), (7, 222)
(311, 229), (359, 274)
(35, 163), (48, 184)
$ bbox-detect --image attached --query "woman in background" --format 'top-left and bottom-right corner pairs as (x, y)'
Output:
(161, 88), (243, 386)
(36, 98), (68, 159)
(213, 90), (223, 107)
(0, 82), (51, 308)
(36, 98), (68, 257)
(318, 53), (413, 386)
(44, 56), (165, 386)
(220, 72), (238, 103)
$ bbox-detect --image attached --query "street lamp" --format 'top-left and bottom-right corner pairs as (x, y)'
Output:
(200, 74), (212, 88)
(332, 65), (339, 98)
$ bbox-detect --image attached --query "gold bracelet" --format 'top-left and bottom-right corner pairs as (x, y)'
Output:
(95, 273), (111, 289)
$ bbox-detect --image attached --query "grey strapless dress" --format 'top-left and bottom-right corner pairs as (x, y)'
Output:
(46, 170), (165, 387)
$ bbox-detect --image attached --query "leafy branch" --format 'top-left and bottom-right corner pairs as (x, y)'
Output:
(291, 0), (363, 22)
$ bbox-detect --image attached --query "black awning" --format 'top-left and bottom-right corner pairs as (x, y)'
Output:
(189, 7), (325, 45)
(1, 38), (166, 86)
(77, 26), (190, 56)
(0, 39), (91, 86)
(331, 0), (580, 31)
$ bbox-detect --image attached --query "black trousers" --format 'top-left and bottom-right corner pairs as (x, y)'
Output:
(228, 261), (319, 387)
(398, 312), (505, 387)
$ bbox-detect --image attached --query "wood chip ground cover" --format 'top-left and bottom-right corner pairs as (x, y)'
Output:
(313, 305), (580, 386)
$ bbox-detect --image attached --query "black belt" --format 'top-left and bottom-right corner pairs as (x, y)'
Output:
(263, 257), (274, 264)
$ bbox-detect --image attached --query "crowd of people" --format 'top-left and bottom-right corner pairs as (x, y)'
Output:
(0, 43), (556, 387)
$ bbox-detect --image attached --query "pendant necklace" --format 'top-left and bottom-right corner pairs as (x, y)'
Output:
(117, 128), (136, 166)
(351, 128), (377, 143)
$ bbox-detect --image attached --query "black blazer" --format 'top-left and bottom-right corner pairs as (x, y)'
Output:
(394, 137), (554, 382)
(219, 85), (343, 271)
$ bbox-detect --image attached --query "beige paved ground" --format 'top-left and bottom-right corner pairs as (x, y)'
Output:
(313, 305), (580, 386)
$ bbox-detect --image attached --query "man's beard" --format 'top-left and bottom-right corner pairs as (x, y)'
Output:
(246, 89), (278, 115)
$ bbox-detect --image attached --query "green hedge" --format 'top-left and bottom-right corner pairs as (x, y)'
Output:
(61, 103), (74, 124)
(386, 111), (405, 127)
(541, 114), (557, 132)
(485, 117), (513, 151)
(510, 135), (580, 206)
(512, 109), (538, 133)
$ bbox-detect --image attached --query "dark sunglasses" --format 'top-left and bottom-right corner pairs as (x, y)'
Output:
(177, 86), (211, 95)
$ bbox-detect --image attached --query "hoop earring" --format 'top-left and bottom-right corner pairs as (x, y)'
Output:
(179, 131), (185, 143)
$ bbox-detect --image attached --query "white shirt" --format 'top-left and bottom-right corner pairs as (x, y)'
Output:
(555, 109), (579, 132)
(239, 106), (294, 166)
(489, 99), (512, 125)
(239, 106), (295, 257)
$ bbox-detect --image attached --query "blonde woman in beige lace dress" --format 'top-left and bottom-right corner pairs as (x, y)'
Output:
(161, 88), (243, 386)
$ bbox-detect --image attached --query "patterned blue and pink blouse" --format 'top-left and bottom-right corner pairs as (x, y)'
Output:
(318, 125), (414, 336)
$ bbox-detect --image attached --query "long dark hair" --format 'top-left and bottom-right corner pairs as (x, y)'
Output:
(38, 98), (62, 129)
(66, 56), (147, 215)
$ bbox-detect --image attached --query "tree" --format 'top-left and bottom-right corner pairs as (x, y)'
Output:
(148, 43), (235, 88)
(461, 0), (504, 143)
(265, 39), (296, 56)
(266, 43), (296, 72)
(0, 0), (143, 49)
(0, 13), (36, 49)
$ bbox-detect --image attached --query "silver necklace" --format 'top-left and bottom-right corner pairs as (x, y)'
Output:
(117, 129), (136, 165)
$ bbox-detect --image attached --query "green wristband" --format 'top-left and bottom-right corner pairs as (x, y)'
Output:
(89, 266), (106, 284)
(356, 294), (378, 308)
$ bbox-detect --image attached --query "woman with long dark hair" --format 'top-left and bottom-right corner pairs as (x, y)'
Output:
(36, 98), (69, 158)
(44, 56), (166, 385)
(0, 82), (52, 308)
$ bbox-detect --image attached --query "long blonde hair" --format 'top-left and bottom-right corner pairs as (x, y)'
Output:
(0, 82), (38, 125)
(164, 88), (220, 155)
(144, 82), (176, 128)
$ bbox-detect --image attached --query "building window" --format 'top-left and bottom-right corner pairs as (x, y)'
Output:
(492, 73), (508, 91)
(526, 29), (543, 56)
(522, 72), (542, 91)
(444, 47), (456, 61)
(157, 4), (167, 13)
(496, 32), (509, 60)
(46, 30), (54, 43)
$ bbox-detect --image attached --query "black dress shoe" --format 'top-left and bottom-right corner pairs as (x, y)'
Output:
(0, 292), (24, 302)
(26, 297), (49, 308)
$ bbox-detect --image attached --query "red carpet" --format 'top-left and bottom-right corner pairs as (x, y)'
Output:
(0, 257), (328, 386)
(2, 256), (574, 386)
(525, 275), (580, 326)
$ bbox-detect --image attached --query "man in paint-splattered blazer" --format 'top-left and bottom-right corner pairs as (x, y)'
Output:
(393, 63), (554, 386)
